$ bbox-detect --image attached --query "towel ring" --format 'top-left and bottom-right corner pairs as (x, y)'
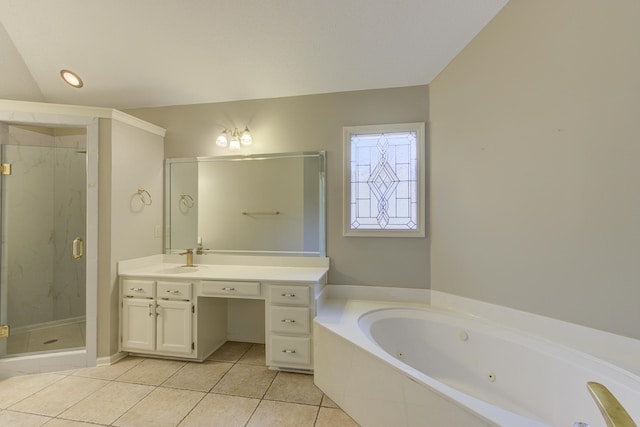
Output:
(137, 188), (152, 206)
(180, 194), (195, 208)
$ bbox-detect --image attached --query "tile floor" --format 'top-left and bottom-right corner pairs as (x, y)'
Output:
(0, 342), (359, 426)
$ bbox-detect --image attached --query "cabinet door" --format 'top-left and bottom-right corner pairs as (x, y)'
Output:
(156, 300), (193, 355)
(122, 298), (155, 352)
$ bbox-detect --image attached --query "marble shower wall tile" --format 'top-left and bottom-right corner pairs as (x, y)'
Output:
(52, 134), (86, 321)
(3, 127), (87, 330)
(4, 142), (56, 329)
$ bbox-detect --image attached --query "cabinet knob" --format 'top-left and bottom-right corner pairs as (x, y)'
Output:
(281, 319), (296, 323)
(131, 287), (144, 292)
(281, 349), (297, 354)
(222, 287), (236, 291)
(166, 290), (180, 294)
(148, 303), (154, 316)
(281, 293), (296, 297)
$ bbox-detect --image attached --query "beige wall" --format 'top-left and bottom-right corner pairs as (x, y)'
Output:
(0, 23), (44, 102)
(430, 0), (640, 339)
(127, 86), (430, 287)
(98, 118), (164, 358)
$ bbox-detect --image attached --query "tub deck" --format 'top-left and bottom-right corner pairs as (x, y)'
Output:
(313, 286), (640, 427)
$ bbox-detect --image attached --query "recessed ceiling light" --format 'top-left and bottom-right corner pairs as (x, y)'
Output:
(60, 69), (83, 88)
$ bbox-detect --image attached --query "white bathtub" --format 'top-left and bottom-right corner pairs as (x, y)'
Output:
(314, 294), (640, 427)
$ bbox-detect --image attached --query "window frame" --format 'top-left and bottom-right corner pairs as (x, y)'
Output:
(343, 122), (426, 238)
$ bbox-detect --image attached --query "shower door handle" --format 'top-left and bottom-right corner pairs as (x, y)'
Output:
(72, 237), (84, 259)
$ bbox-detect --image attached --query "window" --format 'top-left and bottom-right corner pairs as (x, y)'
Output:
(343, 122), (425, 237)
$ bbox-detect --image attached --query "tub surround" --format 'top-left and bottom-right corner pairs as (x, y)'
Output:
(317, 286), (640, 378)
(314, 285), (640, 427)
(430, 291), (640, 379)
(118, 254), (328, 372)
(315, 303), (543, 426)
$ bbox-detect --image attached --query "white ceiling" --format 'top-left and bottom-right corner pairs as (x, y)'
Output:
(0, 0), (508, 110)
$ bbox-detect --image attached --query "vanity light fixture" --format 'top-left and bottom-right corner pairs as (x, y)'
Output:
(216, 127), (252, 150)
(60, 69), (84, 88)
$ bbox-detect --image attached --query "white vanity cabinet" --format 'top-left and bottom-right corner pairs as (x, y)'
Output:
(121, 279), (195, 357)
(118, 255), (329, 369)
(265, 283), (316, 371)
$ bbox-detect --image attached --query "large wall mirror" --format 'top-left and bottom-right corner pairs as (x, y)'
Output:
(165, 152), (326, 257)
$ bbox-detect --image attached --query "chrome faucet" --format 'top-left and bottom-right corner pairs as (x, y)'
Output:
(180, 249), (195, 267)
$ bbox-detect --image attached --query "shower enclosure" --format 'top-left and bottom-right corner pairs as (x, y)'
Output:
(0, 124), (87, 358)
(0, 104), (102, 379)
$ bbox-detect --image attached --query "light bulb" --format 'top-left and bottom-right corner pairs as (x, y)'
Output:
(229, 129), (241, 150)
(229, 138), (241, 150)
(60, 69), (83, 88)
(216, 130), (228, 147)
(240, 127), (252, 145)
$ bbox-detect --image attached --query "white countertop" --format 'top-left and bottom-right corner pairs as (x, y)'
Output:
(118, 254), (329, 283)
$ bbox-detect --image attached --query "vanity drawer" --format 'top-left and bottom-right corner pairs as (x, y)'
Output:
(269, 285), (310, 306)
(269, 335), (311, 366)
(122, 280), (154, 298)
(200, 280), (260, 297)
(157, 281), (192, 301)
(270, 306), (310, 334)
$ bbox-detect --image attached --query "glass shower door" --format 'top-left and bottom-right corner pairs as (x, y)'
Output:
(0, 126), (87, 358)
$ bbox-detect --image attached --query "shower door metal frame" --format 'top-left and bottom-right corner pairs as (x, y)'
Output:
(0, 107), (98, 374)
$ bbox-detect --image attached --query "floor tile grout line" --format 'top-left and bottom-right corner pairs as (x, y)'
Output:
(111, 378), (157, 426)
(2, 372), (67, 412)
(2, 408), (55, 422)
(174, 385), (209, 427)
(160, 358), (236, 393)
(145, 349), (255, 427)
(50, 376), (114, 421)
(110, 382), (161, 427)
(243, 398), (260, 427)
(3, 343), (349, 427)
(244, 359), (273, 427)
(312, 404), (322, 427)
(244, 366), (317, 427)
(70, 355), (144, 382)
(106, 347), (261, 427)
(260, 396), (323, 407)
(54, 410), (116, 426)
(260, 366), (280, 400)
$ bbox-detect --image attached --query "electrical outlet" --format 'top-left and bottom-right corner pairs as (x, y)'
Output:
(154, 225), (162, 238)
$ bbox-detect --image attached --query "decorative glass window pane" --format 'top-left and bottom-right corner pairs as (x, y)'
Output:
(343, 123), (425, 237)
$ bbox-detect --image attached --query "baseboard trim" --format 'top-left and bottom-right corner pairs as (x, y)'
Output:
(227, 334), (265, 344)
(96, 351), (128, 367)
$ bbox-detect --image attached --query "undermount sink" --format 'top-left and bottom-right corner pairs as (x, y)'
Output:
(154, 266), (200, 274)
